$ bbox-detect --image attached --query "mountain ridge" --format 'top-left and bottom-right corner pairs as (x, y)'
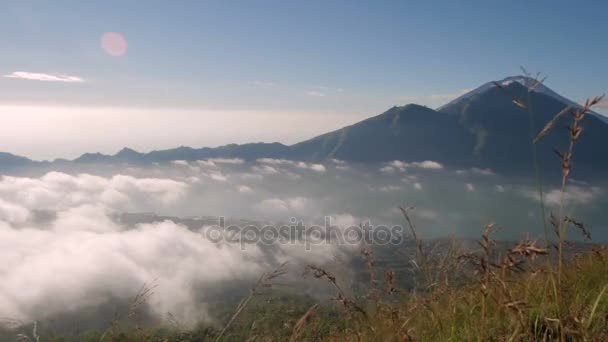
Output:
(2, 77), (607, 179)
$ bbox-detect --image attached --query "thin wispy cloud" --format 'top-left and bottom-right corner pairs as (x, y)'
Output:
(3, 71), (84, 83)
(306, 90), (326, 97)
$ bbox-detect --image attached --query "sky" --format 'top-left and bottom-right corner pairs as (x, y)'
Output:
(1, 0), (607, 160)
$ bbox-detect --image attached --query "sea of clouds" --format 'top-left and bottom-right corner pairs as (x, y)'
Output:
(0, 157), (605, 328)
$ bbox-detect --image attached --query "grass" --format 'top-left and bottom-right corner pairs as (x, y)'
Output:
(2, 78), (607, 341)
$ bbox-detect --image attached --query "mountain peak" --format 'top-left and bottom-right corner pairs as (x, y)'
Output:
(438, 75), (607, 123)
(115, 147), (141, 157)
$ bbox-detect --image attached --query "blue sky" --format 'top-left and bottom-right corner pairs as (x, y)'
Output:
(1, 1), (607, 159)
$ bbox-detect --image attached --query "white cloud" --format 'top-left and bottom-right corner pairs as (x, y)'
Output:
(0, 171), (353, 328)
(308, 164), (327, 173)
(306, 91), (326, 97)
(379, 185), (402, 192)
(523, 186), (601, 207)
(237, 185), (253, 193)
(256, 159), (326, 174)
(255, 197), (311, 215)
(0, 199), (30, 225)
(382, 160), (443, 172)
(257, 158), (293, 166)
(0, 209), (266, 326)
(172, 160), (190, 166)
(208, 158), (244, 165)
(466, 183), (475, 192)
(4, 71), (84, 83)
(456, 167), (496, 176)
(203, 171), (228, 182)
(0, 172), (188, 210)
(413, 182), (422, 190)
(412, 161), (443, 169)
(252, 165), (280, 175)
(496, 185), (505, 192)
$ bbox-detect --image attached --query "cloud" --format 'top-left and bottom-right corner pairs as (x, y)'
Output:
(378, 185), (402, 192)
(0, 172), (188, 210)
(307, 164), (327, 173)
(466, 183), (475, 192)
(523, 186), (601, 207)
(0, 199), (30, 225)
(0, 208), (267, 326)
(496, 185), (505, 192)
(257, 158), (293, 166)
(197, 160), (217, 168)
(0, 171), (353, 327)
(208, 158), (244, 165)
(237, 185), (253, 193)
(172, 160), (190, 166)
(252, 165), (280, 175)
(3, 71), (84, 83)
(456, 168), (496, 176)
(412, 161), (443, 169)
(255, 159), (326, 174)
(382, 160), (444, 173)
(255, 197), (312, 215)
(413, 182), (422, 190)
(306, 91), (326, 97)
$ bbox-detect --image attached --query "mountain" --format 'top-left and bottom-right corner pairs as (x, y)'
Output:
(1, 76), (606, 179)
(439, 76), (608, 124)
(289, 104), (476, 166)
(0, 152), (40, 170)
(438, 80), (608, 178)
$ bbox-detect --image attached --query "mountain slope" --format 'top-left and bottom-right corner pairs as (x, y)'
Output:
(290, 104), (476, 166)
(438, 81), (608, 178)
(0, 152), (38, 169)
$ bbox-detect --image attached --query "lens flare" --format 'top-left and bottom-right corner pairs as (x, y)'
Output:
(101, 32), (128, 56)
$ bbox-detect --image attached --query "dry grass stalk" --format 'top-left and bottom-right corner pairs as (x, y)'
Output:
(99, 280), (158, 342)
(215, 262), (289, 341)
(385, 270), (396, 295)
(303, 265), (368, 320)
(360, 247), (377, 289)
(534, 105), (572, 143)
(290, 304), (319, 342)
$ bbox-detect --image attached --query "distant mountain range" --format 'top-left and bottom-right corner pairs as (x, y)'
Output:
(2, 76), (607, 179)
